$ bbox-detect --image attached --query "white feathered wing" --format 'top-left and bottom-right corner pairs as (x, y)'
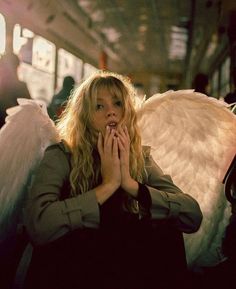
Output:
(137, 90), (236, 268)
(0, 99), (59, 243)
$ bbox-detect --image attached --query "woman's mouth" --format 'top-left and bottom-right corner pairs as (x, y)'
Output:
(107, 122), (117, 129)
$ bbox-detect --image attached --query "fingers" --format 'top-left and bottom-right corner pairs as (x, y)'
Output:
(97, 132), (103, 155)
(117, 125), (129, 140)
(104, 126), (116, 154)
(117, 136), (125, 152)
(98, 127), (121, 189)
(116, 125), (130, 151)
(112, 136), (119, 158)
(97, 125), (130, 158)
(98, 126), (119, 158)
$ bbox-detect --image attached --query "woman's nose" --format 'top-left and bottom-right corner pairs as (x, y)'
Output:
(106, 106), (116, 117)
(107, 111), (115, 117)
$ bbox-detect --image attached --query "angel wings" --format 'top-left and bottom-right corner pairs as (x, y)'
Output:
(0, 90), (235, 270)
(137, 90), (236, 268)
(0, 99), (59, 247)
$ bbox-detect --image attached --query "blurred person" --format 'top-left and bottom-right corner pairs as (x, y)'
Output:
(133, 82), (146, 108)
(193, 73), (209, 95)
(222, 155), (236, 264)
(224, 69), (236, 106)
(48, 75), (75, 121)
(0, 52), (31, 128)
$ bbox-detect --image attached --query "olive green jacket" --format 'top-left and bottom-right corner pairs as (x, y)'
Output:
(24, 143), (203, 245)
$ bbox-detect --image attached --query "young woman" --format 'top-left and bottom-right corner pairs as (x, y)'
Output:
(24, 71), (202, 289)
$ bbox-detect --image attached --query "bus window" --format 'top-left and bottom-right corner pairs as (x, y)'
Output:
(220, 57), (230, 98)
(14, 25), (34, 64)
(211, 70), (219, 98)
(29, 36), (55, 104)
(32, 36), (55, 74)
(57, 48), (83, 89)
(16, 33), (55, 105)
(0, 13), (6, 55)
(83, 62), (98, 79)
(13, 24), (31, 56)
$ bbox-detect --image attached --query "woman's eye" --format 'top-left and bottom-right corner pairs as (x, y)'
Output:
(115, 100), (122, 107)
(96, 104), (103, 110)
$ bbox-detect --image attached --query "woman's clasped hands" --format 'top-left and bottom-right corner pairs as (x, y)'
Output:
(97, 125), (138, 203)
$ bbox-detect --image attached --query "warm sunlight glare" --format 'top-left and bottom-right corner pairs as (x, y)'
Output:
(0, 13), (6, 55)
(13, 24), (28, 54)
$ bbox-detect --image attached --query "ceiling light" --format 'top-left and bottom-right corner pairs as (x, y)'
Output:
(101, 27), (121, 43)
(137, 42), (145, 51)
(168, 26), (188, 60)
(139, 25), (147, 33)
(91, 10), (104, 22)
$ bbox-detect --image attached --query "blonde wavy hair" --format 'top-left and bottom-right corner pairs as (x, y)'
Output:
(57, 70), (145, 196)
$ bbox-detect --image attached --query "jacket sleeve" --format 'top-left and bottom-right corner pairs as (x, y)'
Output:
(23, 145), (100, 246)
(143, 153), (203, 233)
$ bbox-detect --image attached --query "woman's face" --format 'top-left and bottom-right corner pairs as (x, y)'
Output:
(91, 88), (124, 136)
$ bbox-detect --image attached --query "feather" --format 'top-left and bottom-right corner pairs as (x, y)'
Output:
(0, 99), (59, 245)
(137, 90), (236, 268)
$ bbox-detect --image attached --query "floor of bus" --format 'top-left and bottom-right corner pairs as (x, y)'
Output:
(189, 259), (236, 289)
(1, 232), (235, 289)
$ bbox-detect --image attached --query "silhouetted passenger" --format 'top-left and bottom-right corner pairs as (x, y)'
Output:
(200, 157), (236, 289)
(193, 73), (209, 95)
(0, 53), (31, 128)
(224, 69), (236, 105)
(222, 155), (236, 262)
(48, 76), (75, 121)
